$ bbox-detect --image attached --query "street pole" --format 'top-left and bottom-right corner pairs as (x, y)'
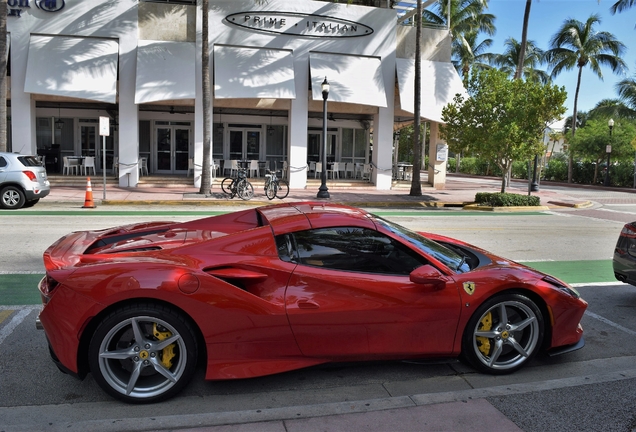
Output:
(605, 118), (614, 187)
(317, 77), (330, 199)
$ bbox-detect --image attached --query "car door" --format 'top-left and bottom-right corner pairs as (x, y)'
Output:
(279, 226), (463, 359)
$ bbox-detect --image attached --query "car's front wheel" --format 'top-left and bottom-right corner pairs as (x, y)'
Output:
(88, 303), (198, 403)
(0, 186), (26, 209)
(462, 293), (544, 374)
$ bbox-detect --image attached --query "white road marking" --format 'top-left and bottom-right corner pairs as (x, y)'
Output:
(585, 310), (636, 337)
(0, 271), (44, 275)
(0, 308), (34, 346)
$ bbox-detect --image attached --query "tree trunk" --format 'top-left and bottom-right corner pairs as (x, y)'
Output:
(514, 0), (532, 80)
(0, 4), (7, 153)
(409, 0), (423, 196)
(199, 0), (212, 195)
(568, 66), (584, 183)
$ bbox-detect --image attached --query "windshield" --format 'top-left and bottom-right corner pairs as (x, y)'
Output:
(372, 215), (470, 273)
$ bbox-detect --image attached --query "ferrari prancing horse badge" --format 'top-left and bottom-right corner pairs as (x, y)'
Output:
(463, 282), (476, 295)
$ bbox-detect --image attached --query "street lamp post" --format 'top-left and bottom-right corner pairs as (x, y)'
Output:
(317, 77), (330, 199)
(605, 118), (614, 187)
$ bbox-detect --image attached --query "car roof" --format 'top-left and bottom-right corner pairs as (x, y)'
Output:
(258, 202), (377, 235)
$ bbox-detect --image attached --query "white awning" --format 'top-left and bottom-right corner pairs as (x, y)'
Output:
(309, 53), (387, 107)
(24, 35), (118, 104)
(214, 46), (296, 99)
(396, 58), (467, 123)
(135, 40), (196, 104)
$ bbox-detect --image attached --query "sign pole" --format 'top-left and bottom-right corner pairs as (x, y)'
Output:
(99, 117), (110, 200)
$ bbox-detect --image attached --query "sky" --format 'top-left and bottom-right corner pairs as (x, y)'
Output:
(484, 0), (636, 118)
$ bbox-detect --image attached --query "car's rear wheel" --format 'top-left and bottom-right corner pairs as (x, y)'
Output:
(88, 304), (198, 403)
(462, 293), (543, 374)
(0, 186), (26, 210)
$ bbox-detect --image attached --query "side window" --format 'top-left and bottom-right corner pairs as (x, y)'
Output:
(0, 157), (6, 168)
(282, 227), (426, 275)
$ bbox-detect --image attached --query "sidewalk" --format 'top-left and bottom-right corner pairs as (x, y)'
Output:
(44, 174), (593, 209)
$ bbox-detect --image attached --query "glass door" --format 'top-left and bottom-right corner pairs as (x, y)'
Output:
(229, 128), (261, 160)
(156, 126), (191, 174)
(307, 132), (337, 163)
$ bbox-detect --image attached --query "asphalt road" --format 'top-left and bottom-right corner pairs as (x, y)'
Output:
(2, 201), (636, 431)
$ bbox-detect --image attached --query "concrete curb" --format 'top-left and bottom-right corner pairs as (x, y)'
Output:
(547, 200), (594, 209)
(462, 204), (551, 212)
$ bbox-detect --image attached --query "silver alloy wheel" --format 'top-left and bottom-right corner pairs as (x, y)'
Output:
(471, 300), (540, 371)
(2, 188), (22, 208)
(97, 316), (188, 399)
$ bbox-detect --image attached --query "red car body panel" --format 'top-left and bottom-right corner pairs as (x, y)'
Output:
(38, 202), (587, 382)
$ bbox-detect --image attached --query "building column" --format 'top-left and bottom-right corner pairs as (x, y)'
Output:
(118, 26), (139, 187)
(428, 122), (447, 189)
(9, 34), (36, 155)
(288, 54), (308, 190)
(372, 51), (396, 191)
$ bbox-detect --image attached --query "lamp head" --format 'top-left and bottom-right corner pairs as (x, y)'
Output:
(608, 118), (615, 129)
(321, 77), (330, 99)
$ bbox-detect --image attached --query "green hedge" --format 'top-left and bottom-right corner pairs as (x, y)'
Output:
(475, 192), (541, 207)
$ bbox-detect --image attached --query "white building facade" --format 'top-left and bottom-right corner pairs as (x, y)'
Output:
(6, 0), (466, 190)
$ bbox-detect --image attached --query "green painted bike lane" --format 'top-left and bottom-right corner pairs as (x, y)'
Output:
(0, 260), (616, 307)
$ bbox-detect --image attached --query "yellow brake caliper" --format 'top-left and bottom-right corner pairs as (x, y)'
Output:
(153, 323), (176, 369)
(476, 312), (492, 356)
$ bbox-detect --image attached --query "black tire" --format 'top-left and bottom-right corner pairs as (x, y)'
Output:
(275, 180), (289, 199)
(23, 199), (40, 208)
(237, 180), (254, 200)
(461, 293), (544, 374)
(0, 186), (26, 210)
(221, 177), (234, 195)
(88, 303), (198, 404)
(265, 181), (276, 200)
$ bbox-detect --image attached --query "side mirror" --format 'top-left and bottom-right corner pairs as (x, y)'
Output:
(409, 265), (445, 290)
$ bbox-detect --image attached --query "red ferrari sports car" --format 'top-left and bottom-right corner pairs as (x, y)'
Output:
(37, 202), (587, 403)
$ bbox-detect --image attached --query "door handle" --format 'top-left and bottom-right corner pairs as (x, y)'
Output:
(297, 300), (320, 309)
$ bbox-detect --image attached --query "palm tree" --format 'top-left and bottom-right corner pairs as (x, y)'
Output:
(545, 14), (627, 182)
(410, 0), (423, 196)
(616, 74), (636, 113)
(453, 31), (494, 85)
(423, 0), (496, 76)
(492, 38), (549, 84)
(610, 0), (635, 27)
(198, 0), (212, 195)
(589, 98), (636, 120)
(0, 4), (7, 152)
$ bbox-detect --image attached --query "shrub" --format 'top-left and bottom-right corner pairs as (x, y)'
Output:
(475, 192), (541, 207)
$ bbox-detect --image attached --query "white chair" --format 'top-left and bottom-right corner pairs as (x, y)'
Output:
(354, 163), (363, 179)
(113, 156), (119, 176)
(282, 161), (288, 179)
(139, 157), (149, 176)
(63, 157), (78, 175)
(210, 160), (218, 179)
(327, 162), (339, 179)
(82, 156), (96, 176)
(222, 159), (231, 176)
(213, 159), (221, 177)
(308, 161), (316, 177)
(248, 160), (260, 177)
(187, 158), (194, 176)
(345, 162), (354, 179)
(315, 162), (322, 179)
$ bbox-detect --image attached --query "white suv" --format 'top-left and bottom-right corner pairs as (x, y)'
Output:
(0, 152), (51, 209)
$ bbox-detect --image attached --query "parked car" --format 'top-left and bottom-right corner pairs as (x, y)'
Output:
(37, 203), (587, 403)
(613, 222), (636, 285)
(0, 152), (50, 209)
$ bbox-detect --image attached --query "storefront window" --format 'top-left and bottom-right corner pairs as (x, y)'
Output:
(266, 125), (287, 167)
(213, 123), (223, 159)
(341, 128), (367, 164)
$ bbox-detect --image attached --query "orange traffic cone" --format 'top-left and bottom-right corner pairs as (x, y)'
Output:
(82, 177), (96, 208)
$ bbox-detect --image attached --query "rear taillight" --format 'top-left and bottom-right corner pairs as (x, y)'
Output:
(39, 275), (60, 304)
(23, 170), (38, 182)
(621, 224), (636, 238)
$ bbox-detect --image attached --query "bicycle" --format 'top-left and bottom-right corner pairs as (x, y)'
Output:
(263, 169), (289, 200)
(221, 167), (254, 200)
